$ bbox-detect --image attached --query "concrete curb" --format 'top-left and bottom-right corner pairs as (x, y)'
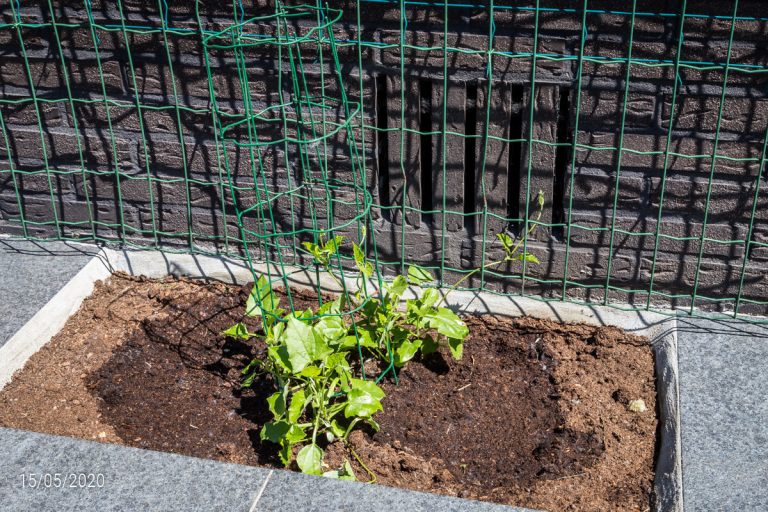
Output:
(0, 250), (114, 389)
(0, 245), (683, 511)
(652, 322), (683, 512)
(0, 238), (100, 346)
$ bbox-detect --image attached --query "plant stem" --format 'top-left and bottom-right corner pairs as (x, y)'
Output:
(437, 196), (544, 308)
(310, 382), (321, 446)
(436, 258), (506, 308)
(324, 265), (348, 296)
(345, 441), (377, 484)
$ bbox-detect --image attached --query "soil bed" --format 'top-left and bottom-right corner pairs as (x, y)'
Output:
(0, 273), (658, 511)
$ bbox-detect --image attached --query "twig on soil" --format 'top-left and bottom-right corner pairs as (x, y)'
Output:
(553, 472), (584, 481)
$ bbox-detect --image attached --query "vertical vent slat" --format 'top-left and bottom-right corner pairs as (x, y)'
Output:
(419, 79), (433, 224)
(507, 84), (524, 231)
(464, 82), (478, 231)
(553, 85), (572, 240)
(375, 74), (390, 220)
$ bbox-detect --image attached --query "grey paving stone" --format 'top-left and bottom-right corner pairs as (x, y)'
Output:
(0, 239), (99, 346)
(676, 316), (768, 512)
(253, 469), (538, 512)
(0, 427), (269, 512)
(0, 426), (541, 512)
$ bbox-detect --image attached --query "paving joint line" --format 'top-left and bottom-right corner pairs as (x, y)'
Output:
(249, 469), (274, 512)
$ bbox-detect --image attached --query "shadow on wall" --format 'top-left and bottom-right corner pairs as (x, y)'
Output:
(1, 0), (768, 314)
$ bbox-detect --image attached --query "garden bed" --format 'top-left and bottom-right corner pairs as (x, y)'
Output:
(0, 273), (658, 511)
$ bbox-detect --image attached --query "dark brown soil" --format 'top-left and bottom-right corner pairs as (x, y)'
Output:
(0, 273), (657, 511)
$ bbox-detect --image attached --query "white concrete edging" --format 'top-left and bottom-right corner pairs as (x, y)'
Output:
(0, 246), (683, 511)
(0, 251), (114, 389)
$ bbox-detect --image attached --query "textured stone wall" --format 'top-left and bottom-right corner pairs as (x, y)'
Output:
(1, 0), (768, 313)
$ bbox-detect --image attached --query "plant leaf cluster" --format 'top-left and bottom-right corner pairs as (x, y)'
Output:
(224, 247), (467, 478)
(224, 277), (384, 480)
(224, 190), (544, 478)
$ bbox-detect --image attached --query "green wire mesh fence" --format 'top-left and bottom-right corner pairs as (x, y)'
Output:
(1, 0), (768, 320)
(202, 3), (371, 285)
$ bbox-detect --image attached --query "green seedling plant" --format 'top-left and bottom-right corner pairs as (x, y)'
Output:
(223, 278), (382, 480)
(443, 189), (546, 296)
(223, 191), (544, 478)
(303, 236), (469, 369)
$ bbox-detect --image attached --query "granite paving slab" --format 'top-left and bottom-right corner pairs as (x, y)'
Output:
(0, 239), (99, 347)
(676, 316), (768, 512)
(0, 427), (269, 512)
(0, 427), (535, 512)
(253, 468), (536, 512)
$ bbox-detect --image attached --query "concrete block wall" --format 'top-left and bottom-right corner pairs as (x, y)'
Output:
(1, 0), (768, 313)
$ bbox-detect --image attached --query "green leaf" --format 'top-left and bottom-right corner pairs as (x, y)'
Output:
(366, 417), (380, 432)
(278, 443), (292, 467)
(260, 420), (291, 443)
(314, 316), (347, 343)
(361, 298), (381, 321)
(323, 235), (343, 255)
(302, 241), (318, 253)
(337, 327), (376, 350)
(345, 378), (385, 419)
(325, 352), (351, 372)
(297, 444), (324, 475)
(267, 321), (285, 345)
(337, 335), (360, 350)
(420, 334), (439, 355)
(269, 345), (291, 373)
(497, 232), (515, 254)
(353, 243), (373, 278)
(285, 424), (306, 444)
(302, 241), (324, 263)
(394, 338), (422, 366)
(341, 460), (357, 481)
(406, 288), (441, 323)
(245, 292), (261, 317)
(421, 334), (440, 356)
(390, 325), (409, 346)
(246, 276), (280, 317)
(386, 275), (407, 298)
(515, 252), (540, 265)
(241, 359), (261, 387)
(261, 275), (281, 313)
(222, 322), (251, 340)
(241, 359), (259, 376)
(337, 366), (351, 393)
(407, 265), (433, 285)
(324, 461), (356, 481)
(287, 389), (306, 423)
(317, 296), (343, 315)
(283, 316), (331, 373)
(266, 391), (286, 419)
(537, 189), (545, 209)
(420, 288), (440, 309)
(359, 328), (377, 347)
(304, 236), (343, 267)
(298, 365), (321, 378)
(330, 419), (346, 439)
(448, 337), (464, 360)
(424, 308), (469, 340)
(242, 371), (258, 388)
